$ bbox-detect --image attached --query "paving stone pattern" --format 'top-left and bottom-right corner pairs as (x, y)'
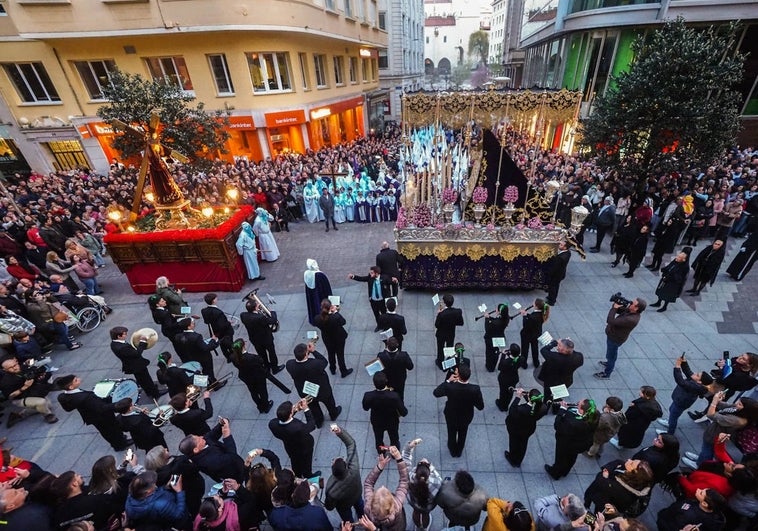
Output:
(4, 218), (756, 530)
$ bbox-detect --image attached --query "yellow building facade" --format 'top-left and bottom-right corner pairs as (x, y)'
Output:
(0, 0), (387, 173)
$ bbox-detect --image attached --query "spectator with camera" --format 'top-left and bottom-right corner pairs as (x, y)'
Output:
(594, 294), (645, 379)
(533, 492), (587, 531)
(1, 355), (57, 427)
(657, 354), (713, 435)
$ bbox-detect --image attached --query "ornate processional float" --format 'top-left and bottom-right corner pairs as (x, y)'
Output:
(395, 89), (589, 290)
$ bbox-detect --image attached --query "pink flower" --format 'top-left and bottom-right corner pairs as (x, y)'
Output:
(486, 223), (495, 230)
(503, 186), (519, 204)
(441, 188), (457, 203)
(528, 216), (544, 229)
(472, 187), (488, 203)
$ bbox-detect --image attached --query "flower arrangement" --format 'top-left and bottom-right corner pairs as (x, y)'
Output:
(472, 186), (488, 204)
(413, 203), (432, 228)
(441, 188), (457, 204)
(528, 216), (544, 229)
(396, 207), (408, 229)
(486, 223), (496, 230)
(503, 186), (519, 204)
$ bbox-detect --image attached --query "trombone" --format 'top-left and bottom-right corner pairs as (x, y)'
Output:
(134, 400), (176, 427)
(186, 372), (234, 404)
(244, 288), (279, 332)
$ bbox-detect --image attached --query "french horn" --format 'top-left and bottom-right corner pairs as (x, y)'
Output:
(131, 327), (159, 349)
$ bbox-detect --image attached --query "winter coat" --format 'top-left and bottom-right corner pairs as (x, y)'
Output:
(679, 440), (735, 499)
(483, 498), (537, 531)
(268, 504), (332, 531)
(584, 460), (652, 516)
(593, 410), (627, 445)
(324, 429), (363, 511)
(125, 487), (188, 529)
(692, 245), (726, 285)
(402, 442), (442, 515)
(655, 259), (689, 302)
(364, 460), (408, 531)
(632, 445), (679, 484)
(617, 397), (662, 448)
(435, 478), (487, 528)
(671, 363), (709, 410)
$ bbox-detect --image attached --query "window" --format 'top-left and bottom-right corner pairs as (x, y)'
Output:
(313, 54), (328, 88)
(333, 56), (344, 86)
(355, 0), (364, 20)
(349, 57), (358, 84)
(371, 58), (377, 80)
(378, 50), (388, 69)
(343, 0), (352, 17)
(298, 52), (310, 91)
(378, 11), (386, 30)
(207, 54), (234, 95)
(245, 52), (292, 93)
(0, 4), (6, 15)
(361, 58), (369, 82)
(2, 62), (60, 103)
(73, 59), (116, 100)
(325, 0), (334, 9)
(145, 56), (193, 91)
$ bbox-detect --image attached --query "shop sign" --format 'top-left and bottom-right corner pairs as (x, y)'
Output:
(265, 110), (306, 128)
(226, 115), (256, 130)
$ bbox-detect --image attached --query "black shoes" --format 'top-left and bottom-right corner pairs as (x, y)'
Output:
(623, 273), (634, 278)
(504, 451), (520, 468)
(650, 301), (661, 307)
(373, 326), (381, 333)
(330, 367), (337, 376)
(261, 400), (274, 414)
(544, 464), (560, 480)
(341, 369), (354, 378)
(330, 406), (342, 421)
(272, 365), (285, 375)
(7, 412), (24, 428)
(589, 248), (600, 253)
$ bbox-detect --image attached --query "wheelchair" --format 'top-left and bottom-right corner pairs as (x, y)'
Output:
(59, 295), (110, 333)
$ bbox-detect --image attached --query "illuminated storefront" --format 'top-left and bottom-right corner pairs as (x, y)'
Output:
(0, 129), (32, 177)
(264, 110), (307, 156)
(308, 95), (365, 150)
(223, 115), (263, 162)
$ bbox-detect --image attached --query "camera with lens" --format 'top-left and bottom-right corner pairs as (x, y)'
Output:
(609, 292), (632, 308)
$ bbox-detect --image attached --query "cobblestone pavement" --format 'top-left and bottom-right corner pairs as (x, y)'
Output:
(3, 218), (756, 530)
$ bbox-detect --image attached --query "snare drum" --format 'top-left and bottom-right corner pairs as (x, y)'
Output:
(179, 361), (202, 377)
(93, 378), (139, 404)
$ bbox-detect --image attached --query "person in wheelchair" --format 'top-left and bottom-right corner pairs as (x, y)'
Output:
(46, 274), (112, 315)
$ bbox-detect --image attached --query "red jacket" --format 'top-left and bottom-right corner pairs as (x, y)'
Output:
(679, 440), (734, 498)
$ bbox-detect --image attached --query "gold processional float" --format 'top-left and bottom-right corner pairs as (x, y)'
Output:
(394, 89), (591, 278)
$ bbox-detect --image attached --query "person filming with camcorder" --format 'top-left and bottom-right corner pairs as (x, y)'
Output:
(1, 355), (58, 427)
(594, 293), (646, 380)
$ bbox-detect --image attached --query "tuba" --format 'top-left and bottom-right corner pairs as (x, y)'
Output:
(131, 327), (159, 349)
(244, 288), (279, 332)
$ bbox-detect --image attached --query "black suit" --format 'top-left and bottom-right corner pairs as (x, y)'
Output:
(434, 307), (464, 367)
(110, 339), (159, 398)
(362, 388), (407, 453)
(233, 351), (270, 413)
(173, 331), (219, 384)
(351, 273), (393, 326)
(116, 411), (167, 451)
(544, 249), (570, 305)
(285, 350), (338, 427)
(157, 365), (193, 397)
(376, 349), (414, 401)
(201, 306), (235, 359)
(269, 410), (317, 478)
(170, 397), (213, 436)
(240, 310), (279, 369)
(58, 390), (130, 450)
(313, 311), (349, 375)
(377, 312), (407, 349)
(538, 343), (584, 403)
(433, 380), (484, 457)
(152, 307), (181, 344)
(376, 248), (403, 294)
(191, 424), (246, 482)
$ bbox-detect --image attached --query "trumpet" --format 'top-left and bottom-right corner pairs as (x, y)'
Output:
(306, 333), (320, 347)
(244, 288), (279, 332)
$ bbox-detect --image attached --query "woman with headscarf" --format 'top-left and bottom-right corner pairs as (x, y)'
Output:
(252, 208), (279, 262)
(651, 247), (692, 312)
(304, 259), (332, 326)
(235, 222), (264, 281)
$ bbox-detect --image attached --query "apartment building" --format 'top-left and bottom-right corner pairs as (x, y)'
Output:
(518, 0), (758, 146)
(0, 0), (387, 174)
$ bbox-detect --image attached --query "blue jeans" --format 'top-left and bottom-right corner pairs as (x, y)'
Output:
(604, 336), (621, 375)
(697, 439), (715, 465)
(667, 401), (687, 434)
(81, 277), (99, 295)
(335, 497), (364, 523)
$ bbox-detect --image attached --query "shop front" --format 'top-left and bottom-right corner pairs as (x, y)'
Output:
(223, 115), (263, 163)
(23, 125), (91, 172)
(0, 126), (32, 177)
(263, 110), (307, 156)
(308, 95), (365, 150)
(366, 89), (390, 134)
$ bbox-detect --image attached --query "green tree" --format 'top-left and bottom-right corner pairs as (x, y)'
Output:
(579, 18), (745, 190)
(97, 70), (229, 172)
(468, 30), (489, 66)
